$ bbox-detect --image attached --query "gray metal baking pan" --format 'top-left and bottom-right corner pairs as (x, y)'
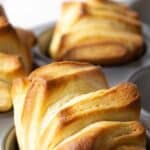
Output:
(1, 0), (150, 147)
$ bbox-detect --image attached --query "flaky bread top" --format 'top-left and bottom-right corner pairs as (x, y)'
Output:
(55, 121), (145, 150)
(0, 5), (33, 72)
(50, 0), (143, 65)
(12, 61), (108, 150)
(0, 52), (26, 82)
(12, 61), (145, 150)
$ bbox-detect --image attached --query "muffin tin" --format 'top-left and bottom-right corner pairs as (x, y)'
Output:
(1, 21), (150, 150)
(35, 23), (150, 149)
(2, 1), (150, 146)
(3, 128), (17, 150)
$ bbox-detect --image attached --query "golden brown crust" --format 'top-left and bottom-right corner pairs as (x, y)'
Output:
(40, 82), (140, 149)
(50, 0), (144, 65)
(12, 61), (108, 150)
(0, 52), (26, 81)
(15, 27), (37, 49)
(115, 146), (146, 150)
(29, 61), (107, 82)
(0, 5), (33, 112)
(0, 80), (12, 112)
(0, 52), (26, 112)
(12, 61), (146, 150)
(0, 5), (33, 73)
(59, 42), (129, 65)
(55, 121), (145, 150)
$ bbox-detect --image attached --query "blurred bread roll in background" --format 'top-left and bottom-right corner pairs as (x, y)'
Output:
(0, 52), (26, 112)
(0, 5), (37, 112)
(50, 0), (144, 65)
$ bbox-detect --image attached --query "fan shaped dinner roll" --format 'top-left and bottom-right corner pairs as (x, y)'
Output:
(12, 61), (146, 150)
(0, 5), (37, 112)
(0, 52), (26, 112)
(50, 0), (144, 65)
(0, 5), (34, 73)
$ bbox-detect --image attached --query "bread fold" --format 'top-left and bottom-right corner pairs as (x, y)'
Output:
(0, 5), (37, 73)
(0, 5), (37, 111)
(12, 61), (146, 150)
(0, 52), (26, 112)
(50, 0), (144, 65)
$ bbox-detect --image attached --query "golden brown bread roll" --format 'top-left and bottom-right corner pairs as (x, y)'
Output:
(0, 52), (26, 112)
(0, 5), (33, 73)
(55, 121), (145, 150)
(15, 27), (37, 50)
(50, 0), (144, 65)
(12, 61), (146, 150)
(0, 5), (37, 111)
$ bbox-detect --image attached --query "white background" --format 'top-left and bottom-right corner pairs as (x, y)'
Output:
(0, 0), (64, 28)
